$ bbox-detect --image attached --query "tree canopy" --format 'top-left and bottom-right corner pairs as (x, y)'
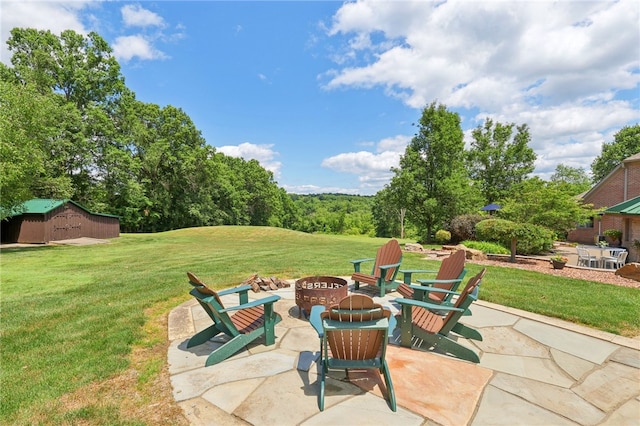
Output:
(591, 124), (640, 182)
(467, 118), (536, 203)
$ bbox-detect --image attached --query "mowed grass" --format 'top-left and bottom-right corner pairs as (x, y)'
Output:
(1, 226), (639, 424)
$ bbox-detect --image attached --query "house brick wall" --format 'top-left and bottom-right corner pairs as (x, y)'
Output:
(567, 157), (640, 245)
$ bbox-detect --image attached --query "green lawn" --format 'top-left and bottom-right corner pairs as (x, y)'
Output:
(1, 226), (639, 424)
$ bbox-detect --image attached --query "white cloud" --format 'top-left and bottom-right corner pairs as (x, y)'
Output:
(321, 134), (410, 193)
(121, 4), (165, 28)
(112, 35), (167, 62)
(0, 1), (91, 64)
(216, 142), (282, 178)
(324, 0), (640, 179)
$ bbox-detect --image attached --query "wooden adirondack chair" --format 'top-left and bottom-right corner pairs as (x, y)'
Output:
(395, 268), (486, 363)
(318, 294), (396, 411)
(351, 239), (403, 297)
(396, 249), (467, 307)
(186, 272), (282, 367)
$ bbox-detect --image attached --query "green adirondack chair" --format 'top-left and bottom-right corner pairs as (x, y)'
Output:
(187, 272), (282, 367)
(318, 294), (396, 412)
(394, 268), (486, 363)
(351, 239), (403, 297)
(396, 249), (467, 307)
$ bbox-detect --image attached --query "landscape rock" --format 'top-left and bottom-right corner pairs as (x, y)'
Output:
(615, 263), (640, 282)
(404, 243), (424, 252)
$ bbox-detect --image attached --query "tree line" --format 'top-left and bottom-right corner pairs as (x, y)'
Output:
(2, 28), (638, 240)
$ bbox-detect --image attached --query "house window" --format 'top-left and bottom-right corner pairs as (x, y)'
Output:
(577, 217), (594, 229)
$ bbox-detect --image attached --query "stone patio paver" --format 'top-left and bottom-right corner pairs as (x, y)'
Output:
(168, 281), (640, 425)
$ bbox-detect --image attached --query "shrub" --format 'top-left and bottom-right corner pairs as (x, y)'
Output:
(448, 214), (484, 244)
(435, 229), (451, 244)
(460, 240), (510, 254)
(475, 218), (554, 255)
(604, 229), (623, 244)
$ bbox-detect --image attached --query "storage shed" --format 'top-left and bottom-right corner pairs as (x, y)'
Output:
(1, 199), (120, 244)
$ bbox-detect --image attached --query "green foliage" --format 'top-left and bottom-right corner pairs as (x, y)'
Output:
(498, 177), (595, 238)
(288, 193), (374, 236)
(475, 218), (554, 255)
(448, 214), (485, 244)
(435, 229), (451, 244)
(591, 124), (640, 183)
(460, 240), (510, 254)
(550, 164), (591, 195)
(467, 118), (536, 203)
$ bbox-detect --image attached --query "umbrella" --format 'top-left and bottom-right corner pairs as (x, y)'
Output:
(480, 203), (501, 212)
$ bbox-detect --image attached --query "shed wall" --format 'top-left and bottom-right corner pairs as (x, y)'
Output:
(3, 202), (119, 243)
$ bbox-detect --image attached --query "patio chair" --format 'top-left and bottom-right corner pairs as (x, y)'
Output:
(317, 294), (396, 411)
(395, 269), (486, 363)
(576, 246), (599, 268)
(186, 272), (282, 367)
(602, 250), (628, 269)
(351, 239), (403, 297)
(396, 249), (467, 307)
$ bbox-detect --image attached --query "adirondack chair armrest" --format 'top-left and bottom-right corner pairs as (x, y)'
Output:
(394, 297), (465, 313)
(350, 257), (375, 272)
(416, 278), (463, 287)
(217, 285), (253, 296)
(405, 284), (460, 296)
(378, 261), (402, 273)
(222, 294), (281, 312)
(399, 269), (438, 284)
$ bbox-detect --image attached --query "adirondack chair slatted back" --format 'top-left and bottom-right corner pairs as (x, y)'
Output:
(439, 268), (485, 334)
(372, 239), (402, 281)
(434, 250), (466, 288)
(408, 268), (484, 335)
(322, 294), (389, 361)
(396, 249), (466, 302)
(187, 271), (224, 307)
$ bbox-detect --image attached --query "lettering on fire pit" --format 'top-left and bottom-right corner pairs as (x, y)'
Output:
(295, 276), (348, 318)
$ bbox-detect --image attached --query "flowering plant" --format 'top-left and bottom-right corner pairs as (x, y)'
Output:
(550, 255), (568, 263)
(597, 240), (609, 248)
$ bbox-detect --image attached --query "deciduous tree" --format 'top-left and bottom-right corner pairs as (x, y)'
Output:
(467, 118), (536, 203)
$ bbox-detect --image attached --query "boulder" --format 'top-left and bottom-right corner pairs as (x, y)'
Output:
(615, 263), (640, 282)
(464, 248), (487, 261)
(404, 243), (424, 252)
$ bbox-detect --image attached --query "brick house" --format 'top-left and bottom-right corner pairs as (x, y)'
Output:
(567, 153), (640, 262)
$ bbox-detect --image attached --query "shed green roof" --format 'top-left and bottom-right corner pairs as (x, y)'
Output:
(604, 196), (640, 215)
(17, 199), (67, 214)
(7, 199), (119, 218)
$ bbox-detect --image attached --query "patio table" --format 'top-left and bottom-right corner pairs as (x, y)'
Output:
(584, 246), (626, 268)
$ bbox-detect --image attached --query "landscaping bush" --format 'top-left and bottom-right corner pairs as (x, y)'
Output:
(448, 214), (484, 244)
(475, 218), (554, 255)
(460, 240), (510, 254)
(435, 229), (451, 244)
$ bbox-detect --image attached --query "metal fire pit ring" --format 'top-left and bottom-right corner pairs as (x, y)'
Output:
(295, 276), (348, 318)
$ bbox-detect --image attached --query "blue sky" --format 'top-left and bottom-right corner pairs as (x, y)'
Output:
(2, 1), (639, 195)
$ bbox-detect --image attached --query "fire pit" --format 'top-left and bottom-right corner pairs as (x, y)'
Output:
(295, 276), (348, 318)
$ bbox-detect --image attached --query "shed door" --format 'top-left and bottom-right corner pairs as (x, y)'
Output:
(52, 212), (82, 240)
